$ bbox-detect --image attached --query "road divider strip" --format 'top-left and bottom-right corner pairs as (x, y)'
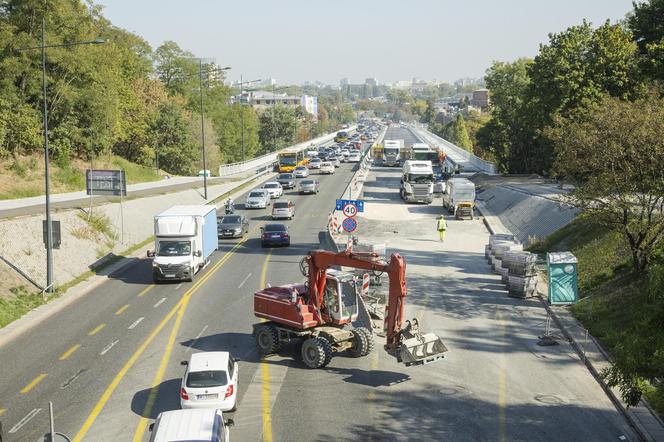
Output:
(74, 234), (251, 442)
(20, 373), (47, 394)
(58, 344), (81, 361)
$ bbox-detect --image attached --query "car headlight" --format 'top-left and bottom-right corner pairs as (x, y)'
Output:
(234, 228), (242, 233)
(152, 261), (158, 267)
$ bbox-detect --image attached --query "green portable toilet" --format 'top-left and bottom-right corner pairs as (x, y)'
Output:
(547, 252), (579, 305)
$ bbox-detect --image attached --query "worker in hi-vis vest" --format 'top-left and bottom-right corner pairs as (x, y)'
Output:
(436, 215), (447, 242)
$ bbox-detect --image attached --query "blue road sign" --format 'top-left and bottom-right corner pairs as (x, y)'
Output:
(342, 217), (358, 233)
(336, 199), (364, 212)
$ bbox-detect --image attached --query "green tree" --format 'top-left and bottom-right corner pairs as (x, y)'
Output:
(258, 106), (297, 153)
(628, 0), (664, 82)
(451, 114), (472, 152)
(548, 93), (664, 275)
(151, 101), (199, 175)
(153, 41), (198, 96)
(422, 98), (437, 124)
(211, 104), (259, 163)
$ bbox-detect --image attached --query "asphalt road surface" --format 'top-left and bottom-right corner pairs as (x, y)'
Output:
(0, 130), (636, 442)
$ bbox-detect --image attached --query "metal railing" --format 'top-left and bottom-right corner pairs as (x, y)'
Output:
(410, 123), (497, 174)
(218, 126), (357, 177)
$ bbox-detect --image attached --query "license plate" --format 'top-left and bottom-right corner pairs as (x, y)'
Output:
(165, 274), (175, 278)
(271, 234), (280, 238)
(196, 393), (218, 400)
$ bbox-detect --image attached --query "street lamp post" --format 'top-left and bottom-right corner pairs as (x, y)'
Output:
(238, 76), (261, 162)
(18, 17), (104, 293)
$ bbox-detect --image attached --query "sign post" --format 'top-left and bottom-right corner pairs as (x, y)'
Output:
(86, 169), (127, 243)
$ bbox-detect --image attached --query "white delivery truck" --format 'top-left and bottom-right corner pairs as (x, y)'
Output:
(149, 205), (218, 282)
(442, 178), (476, 219)
(400, 160), (434, 204)
(383, 139), (403, 167)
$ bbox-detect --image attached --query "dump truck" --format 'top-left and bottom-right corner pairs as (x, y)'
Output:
(252, 249), (448, 368)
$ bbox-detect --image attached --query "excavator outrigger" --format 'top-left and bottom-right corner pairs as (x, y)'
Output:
(253, 249), (448, 368)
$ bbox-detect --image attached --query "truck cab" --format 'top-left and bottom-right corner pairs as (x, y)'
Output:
(400, 160), (434, 204)
(383, 139), (403, 167)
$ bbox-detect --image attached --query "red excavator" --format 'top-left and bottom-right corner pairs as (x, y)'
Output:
(253, 249), (448, 368)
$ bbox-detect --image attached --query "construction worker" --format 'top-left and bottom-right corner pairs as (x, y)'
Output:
(436, 215), (447, 242)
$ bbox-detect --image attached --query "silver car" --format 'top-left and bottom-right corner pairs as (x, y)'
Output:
(309, 158), (322, 169)
(271, 200), (295, 220)
(298, 179), (320, 194)
(294, 165), (309, 178)
(245, 189), (270, 209)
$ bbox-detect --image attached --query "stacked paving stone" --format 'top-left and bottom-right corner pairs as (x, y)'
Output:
(486, 234), (538, 298)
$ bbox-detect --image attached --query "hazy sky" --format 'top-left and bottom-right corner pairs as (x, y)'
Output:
(99, 0), (634, 85)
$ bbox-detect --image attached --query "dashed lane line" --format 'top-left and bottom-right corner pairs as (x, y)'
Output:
(137, 285), (155, 297)
(238, 272), (252, 289)
(58, 344), (81, 361)
(128, 317), (145, 330)
(20, 373), (48, 394)
(9, 408), (41, 434)
(88, 323), (106, 336)
(99, 340), (119, 356)
(153, 297), (167, 308)
(115, 304), (130, 316)
(186, 324), (209, 353)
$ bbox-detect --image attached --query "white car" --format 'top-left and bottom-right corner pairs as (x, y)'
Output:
(150, 409), (233, 442)
(262, 181), (283, 198)
(340, 149), (350, 159)
(348, 152), (361, 163)
(272, 200), (295, 220)
(306, 149), (318, 158)
(180, 352), (239, 412)
(245, 189), (270, 209)
(320, 162), (335, 174)
(294, 165), (309, 178)
(309, 158), (322, 169)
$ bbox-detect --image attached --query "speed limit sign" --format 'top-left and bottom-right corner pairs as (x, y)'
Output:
(342, 203), (358, 217)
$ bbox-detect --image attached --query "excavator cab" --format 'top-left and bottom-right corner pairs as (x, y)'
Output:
(323, 270), (359, 324)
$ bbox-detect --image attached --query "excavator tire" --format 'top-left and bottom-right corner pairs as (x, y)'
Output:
(301, 336), (333, 369)
(350, 328), (374, 357)
(255, 324), (280, 355)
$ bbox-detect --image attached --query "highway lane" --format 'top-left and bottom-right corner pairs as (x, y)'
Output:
(0, 140), (365, 441)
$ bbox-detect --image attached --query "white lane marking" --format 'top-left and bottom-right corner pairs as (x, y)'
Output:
(128, 317), (144, 330)
(238, 273), (253, 289)
(174, 283), (182, 290)
(100, 339), (119, 356)
(9, 408), (41, 433)
(186, 325), (209, 353)
(153, 297), (167, 308)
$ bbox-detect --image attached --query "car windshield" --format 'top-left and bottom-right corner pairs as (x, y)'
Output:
(279, 156), (297, 165)
(406, 173), (434, 183)
(186, 370), (228, 388)
(274, 202), (289, 208)
(249, 191), (265, 198)
(220, 216), (241, 225)
(264, 224), (286, 232)
(157, 241), (191, 256)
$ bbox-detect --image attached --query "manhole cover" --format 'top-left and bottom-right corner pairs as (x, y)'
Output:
(534, 394), (565, 405)
(439, 386), (472, 397)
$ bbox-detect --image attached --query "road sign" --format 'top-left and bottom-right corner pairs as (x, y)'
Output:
(342, 202), (358, 218)
(336, 199), (364, 212)
(86, 169), (126, 196)
(43, 220), (61, 249)
(342, 217), (357, 233)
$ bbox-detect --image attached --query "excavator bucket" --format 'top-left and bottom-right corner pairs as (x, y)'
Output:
(397, 319), (448, 366)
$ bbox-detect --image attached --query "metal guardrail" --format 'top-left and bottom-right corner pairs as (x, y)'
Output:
(218, 126), (358, 177)
(410, 123), (497, 174)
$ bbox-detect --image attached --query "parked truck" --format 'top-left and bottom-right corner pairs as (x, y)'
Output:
(149, 205), (218, 282)
(383, 139), (403, 167)
(400, 160), (434, 204)
(442, 178), (476, 219)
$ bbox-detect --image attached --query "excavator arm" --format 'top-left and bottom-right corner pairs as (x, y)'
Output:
(305, 250), (447, 366)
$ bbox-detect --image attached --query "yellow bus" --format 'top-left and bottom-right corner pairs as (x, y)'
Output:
(278, 148), (307, 172)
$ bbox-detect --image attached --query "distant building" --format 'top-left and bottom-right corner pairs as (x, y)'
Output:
(365, 78), (377, 86)
(233, 90), (318, 121)
(471, 88), (490, 111)
(394, 80), (411, 89)
(340, 78), (349, 87)
(259, 78), (277, 87)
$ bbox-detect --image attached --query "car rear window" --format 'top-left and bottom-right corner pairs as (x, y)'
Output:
(264, 224), (286, 232)
(278, 174), (293, 179)
(186, 370), (228, 388)
(295, 166), (306, 170)
(301, 180), (314, 185)
(274, 202), (289, 208)
(264, 183), (278, 188)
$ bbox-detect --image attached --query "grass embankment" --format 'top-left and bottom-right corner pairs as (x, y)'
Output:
(528, 215), (664, 416)
(0, 154), (162, 200)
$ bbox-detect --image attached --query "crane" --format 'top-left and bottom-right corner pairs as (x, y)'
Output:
(253, 249), (447, 368)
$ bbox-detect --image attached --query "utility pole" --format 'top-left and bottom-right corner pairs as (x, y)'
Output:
(199, 59), (208, 199)
(240, 74), (244, 163)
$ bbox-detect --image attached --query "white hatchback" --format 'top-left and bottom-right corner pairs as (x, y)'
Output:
(180, 351), (239, 412)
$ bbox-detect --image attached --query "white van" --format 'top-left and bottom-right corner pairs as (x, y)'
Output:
(149, 409), (233, 442)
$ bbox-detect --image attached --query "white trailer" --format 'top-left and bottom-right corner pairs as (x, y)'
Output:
(149, 205), (218, 282)
(442, 178), (476, 219)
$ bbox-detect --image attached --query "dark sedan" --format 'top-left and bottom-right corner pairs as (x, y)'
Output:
(217, 215), (249, 239)
(277, 173), (296, 189)
(261, 223), (290, 247)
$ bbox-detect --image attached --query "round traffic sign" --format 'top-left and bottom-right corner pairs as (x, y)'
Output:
(342, 217), (357, 233)
(342, 203), (358, 218)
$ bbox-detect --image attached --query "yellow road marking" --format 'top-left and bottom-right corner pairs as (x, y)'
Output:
(115, 304), (129, 316)
(260, 250), (273, 442)
(58, 344), (81, 361)
(21, 373), (47, 394)
(88, 323), (106, 336)
(74, 237), (249, 442)
(0, 408), (6, 416)
(137, 285), (155, 297)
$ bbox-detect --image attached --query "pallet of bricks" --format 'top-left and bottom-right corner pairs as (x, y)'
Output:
(485, 234), (538, 298)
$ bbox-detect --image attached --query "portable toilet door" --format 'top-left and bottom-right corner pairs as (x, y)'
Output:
(547, 252), (579, 305)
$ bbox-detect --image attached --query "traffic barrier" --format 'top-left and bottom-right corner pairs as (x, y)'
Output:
(361, 273), (370, 296)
